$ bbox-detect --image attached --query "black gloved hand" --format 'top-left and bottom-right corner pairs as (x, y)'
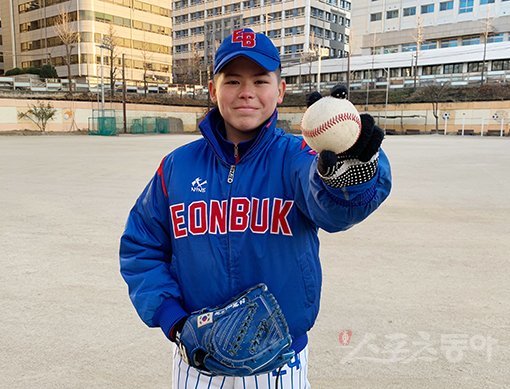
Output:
(330, 83), (348, 99)
(315, 85), (384, 187)
(306, 91), (323, 108)
(345, 113), (385, 162)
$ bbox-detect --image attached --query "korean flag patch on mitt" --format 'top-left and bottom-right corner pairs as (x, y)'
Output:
(176, 284), (295, 376)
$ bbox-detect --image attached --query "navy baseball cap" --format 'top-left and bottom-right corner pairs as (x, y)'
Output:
(214, 28), (281, 74)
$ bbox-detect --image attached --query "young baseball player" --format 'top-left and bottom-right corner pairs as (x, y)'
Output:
(120, 28), (392, 388)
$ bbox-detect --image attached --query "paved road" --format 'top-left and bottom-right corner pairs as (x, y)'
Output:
(1, 134), (508, 388)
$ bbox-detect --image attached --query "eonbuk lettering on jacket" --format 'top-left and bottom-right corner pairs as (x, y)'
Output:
(170, 197), (294, 238)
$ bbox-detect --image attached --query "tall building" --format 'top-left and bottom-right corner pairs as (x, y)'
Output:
(172, 0), (352, 84)
(0, 0), (172, 84)
(350, 0), (510, 55)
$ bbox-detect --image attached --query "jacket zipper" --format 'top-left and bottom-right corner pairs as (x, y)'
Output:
(227, 145), (239, 184)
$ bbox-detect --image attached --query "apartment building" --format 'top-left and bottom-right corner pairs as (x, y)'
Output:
(172, 0), (352, 84)
(350, 0), (510, 55)
(0, 0), (172, 84)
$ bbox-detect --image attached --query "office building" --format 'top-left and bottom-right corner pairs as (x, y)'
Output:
(0, 0), (172, 84)
(172, 0), (352, 84)
(350, 0), (510, 55)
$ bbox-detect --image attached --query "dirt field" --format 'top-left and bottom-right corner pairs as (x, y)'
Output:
(1, 134), (508, 388)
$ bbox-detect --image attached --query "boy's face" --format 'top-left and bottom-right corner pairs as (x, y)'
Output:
(209, 56), (286, 144)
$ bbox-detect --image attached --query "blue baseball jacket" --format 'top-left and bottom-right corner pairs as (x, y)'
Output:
(120, 108), (392, 353)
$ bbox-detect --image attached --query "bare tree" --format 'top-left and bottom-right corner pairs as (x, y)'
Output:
(102, 24), (119, 98)
(481, 14), (494, 85)
(412, 17), (424, 89)
(412, 82), (450, 133)
(191, 41), (203, 87)
(53, 7), (80, 92)
(140, 41), (153, 95)
(303, 32), (318, 93)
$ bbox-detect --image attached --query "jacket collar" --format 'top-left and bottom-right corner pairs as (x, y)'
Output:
(199, 107), (280, 165)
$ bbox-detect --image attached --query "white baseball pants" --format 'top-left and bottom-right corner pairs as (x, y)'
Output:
(172, 345), (311, 389)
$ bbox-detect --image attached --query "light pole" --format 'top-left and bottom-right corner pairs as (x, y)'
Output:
(99, 44), (104, 115)
(317, 45), (323, 93)
(265, 12), (273, 35)
(384, 67), (390, 132)
(98, 41), (113, 114)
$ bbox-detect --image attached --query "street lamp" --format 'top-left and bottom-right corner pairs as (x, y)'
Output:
(265, 12), (274, 35)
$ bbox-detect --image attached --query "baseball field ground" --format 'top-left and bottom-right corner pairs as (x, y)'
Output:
(1, 134), (508, 388)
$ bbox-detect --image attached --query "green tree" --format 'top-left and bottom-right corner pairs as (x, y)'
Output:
(5, 68), (23, 76)
(17, 101), (57, 132)
(40, 64), (59, 79)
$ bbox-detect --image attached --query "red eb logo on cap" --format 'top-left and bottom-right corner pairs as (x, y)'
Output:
(232, 29), (256, 48)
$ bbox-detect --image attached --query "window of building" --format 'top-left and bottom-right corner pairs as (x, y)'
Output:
(401, 67), (412, 77)
(440, 38), (458, 47)
(242, 0), (260, 8)
(421, 4), (435, 13)
(267, 29), (281, 39)
(487, 33), (504, 43)
(462, 35), (480, 45)
(19, 20), (42, 32)
(190, 11), (204, 20)
(269, 11), (282, 20)
(422, 65), (442, 75)
(440, 1), (454, 10)
(243, 16), (259, 25)
(330, 72), (346, 82)
(403, 7), (416, 16)
(480, 0), (495, 4)
(422, 40), (437, 50)
(459, 0), (474, 13)
(387, 10), (399, 19)
(284, 44), (303, 55)
(390, 68), (400, 77)
(352, 71), (363, 80)
(402, 43), (417, 52)
(175, 44), (189, 53)
(467, 62), (484, 72)
(383, 45), (398, 54)
(492, 59), (510, 71)
(311, 7), (325, 19)
(284, 26), (304, 36)
(340, 1), (351, 11)
(285, 8), (304, 18)
(370, 12), (382, 22)
(444, 63), (463, 73)
(285, 75), (298, 84)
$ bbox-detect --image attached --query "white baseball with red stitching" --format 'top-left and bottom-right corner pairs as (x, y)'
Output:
(300, 96), (362, 154)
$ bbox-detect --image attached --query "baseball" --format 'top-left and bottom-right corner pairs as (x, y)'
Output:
(300, 96), (362, 154)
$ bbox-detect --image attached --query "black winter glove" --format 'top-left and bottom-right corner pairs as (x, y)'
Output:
(310, 84), (384, 187)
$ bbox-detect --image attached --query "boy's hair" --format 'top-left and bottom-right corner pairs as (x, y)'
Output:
(213, 65), (282, 82)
